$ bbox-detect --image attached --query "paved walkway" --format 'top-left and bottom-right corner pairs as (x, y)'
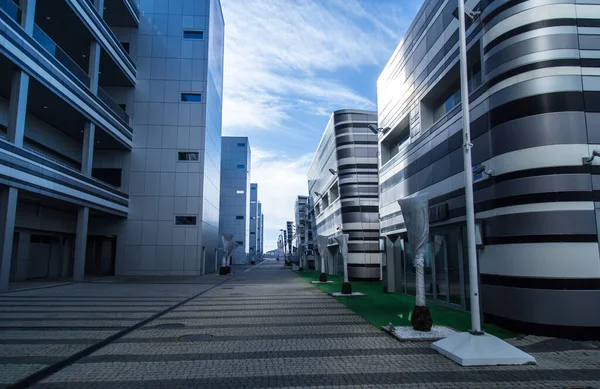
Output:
(0, 260), (599, 388)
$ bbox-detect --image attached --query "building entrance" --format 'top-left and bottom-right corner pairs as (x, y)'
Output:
(393, 224), (472, 312)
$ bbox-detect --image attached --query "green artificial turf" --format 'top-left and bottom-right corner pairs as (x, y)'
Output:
(298, 269), (517, 339)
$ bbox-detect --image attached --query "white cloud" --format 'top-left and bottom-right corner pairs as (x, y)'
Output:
(220, 0), (416, 133)
(250, 148), (312, 250)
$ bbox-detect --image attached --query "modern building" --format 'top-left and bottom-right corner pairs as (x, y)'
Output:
(307, 110), (380, 280)
(249, 183), (258, 262)
(219, 137), (250, 265)
(256, 201), (262, 260)
(286, 220), (293, 261)
(260, 209), (264, 256)
(294, 195), (314, 267)
(306, 197), (315, 265)
(0, 0), (225, 290)
(376, 0), (600, 334)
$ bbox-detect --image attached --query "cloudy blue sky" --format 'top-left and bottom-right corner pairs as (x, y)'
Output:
(219, 0), (424, 250)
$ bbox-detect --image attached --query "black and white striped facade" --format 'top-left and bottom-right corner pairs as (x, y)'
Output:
(308, 110), (381, 281)
(377, 0), (600, 333)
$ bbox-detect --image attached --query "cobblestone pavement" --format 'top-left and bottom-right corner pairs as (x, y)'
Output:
(1, 260), (599, 389)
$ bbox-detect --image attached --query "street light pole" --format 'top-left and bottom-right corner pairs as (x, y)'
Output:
(431, 1), (535, 366)
(457, 0), (482, 334)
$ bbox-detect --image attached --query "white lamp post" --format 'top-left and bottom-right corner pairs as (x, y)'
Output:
(431, 0), (535, 366)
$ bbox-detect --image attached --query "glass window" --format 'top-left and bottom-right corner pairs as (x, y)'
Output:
(178, 151), (199, 161)
(236, 190), (244, 194)
(237, 164), (245, 169)
(236, 241), (243, 245)
(445, 90), (461, 113)
(237, 143), (245, 147)
(236, 216), (244, 220)
(181, 93), (202, 102)
(183, 30), (204, 39)
(175, 216), (197, 225)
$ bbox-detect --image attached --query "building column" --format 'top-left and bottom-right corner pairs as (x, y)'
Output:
(93, 0), (105, 17)
(0, 188), (18, 292)
(384, 236), (398, 293)
(73, 207), (89, 282)
(8, 1), (37, 145)
(82, 122), (95, 176)
(18, 0), (36, 34)
(75, 12), (102, 281)
(87, 39), (101, 94)
(7, 71), (29, 148)
(1, 0), (37, 290)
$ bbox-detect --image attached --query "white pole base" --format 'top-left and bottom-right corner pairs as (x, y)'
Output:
(431, 332), (536, 366)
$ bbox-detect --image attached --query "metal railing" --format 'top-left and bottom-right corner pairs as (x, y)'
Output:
(32, 24), (91, 86)
(82, 0), (136, 70)
(0, 0), (20, 24)
(97, 86), (129, 124)
(32, 25), (129, 125)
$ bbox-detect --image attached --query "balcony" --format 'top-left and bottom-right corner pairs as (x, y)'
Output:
(31, 24), (129, 126)
(0, 138), (128, 216)
(97, 86), (128, 124)
(103, 0), (139, 28)
(0, 14), (132, 153)
(64, 0), (136, 85)
(32, 24), (91, 86)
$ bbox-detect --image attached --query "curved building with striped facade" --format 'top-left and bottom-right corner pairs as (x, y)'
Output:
(308, 110), (381, 280)
(377, 0), (600, 335)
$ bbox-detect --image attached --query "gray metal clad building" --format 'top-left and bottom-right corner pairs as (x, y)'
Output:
(219, 137), (250, 265)
(249, 183), (258, 262)
(308, 110), (381, 280)
(257, 201), (262, 259)
(0, 0), (224, 291)
(294, 195), (310, 265)
(377, 0), (600, 334)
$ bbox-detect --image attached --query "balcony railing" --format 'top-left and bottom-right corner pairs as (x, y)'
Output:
(0, 0), (20, 24)
(97, 86), (129, 124)
(32, 24), (91, 86)
(32, 25), (129, 125)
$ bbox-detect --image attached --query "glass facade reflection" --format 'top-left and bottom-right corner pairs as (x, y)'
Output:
(201, 0), (225, 272)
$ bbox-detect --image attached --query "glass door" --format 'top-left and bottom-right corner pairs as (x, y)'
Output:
(432, 232), (449, 303)
(430, 226), (466, 310)
(447, 227), (465, 308)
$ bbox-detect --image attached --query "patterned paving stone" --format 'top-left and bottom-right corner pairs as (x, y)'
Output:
(0, 364), (48, 385)
(1, 260), (599, 389)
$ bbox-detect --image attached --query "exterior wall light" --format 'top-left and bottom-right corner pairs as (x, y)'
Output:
(583, 150), (600, 165)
